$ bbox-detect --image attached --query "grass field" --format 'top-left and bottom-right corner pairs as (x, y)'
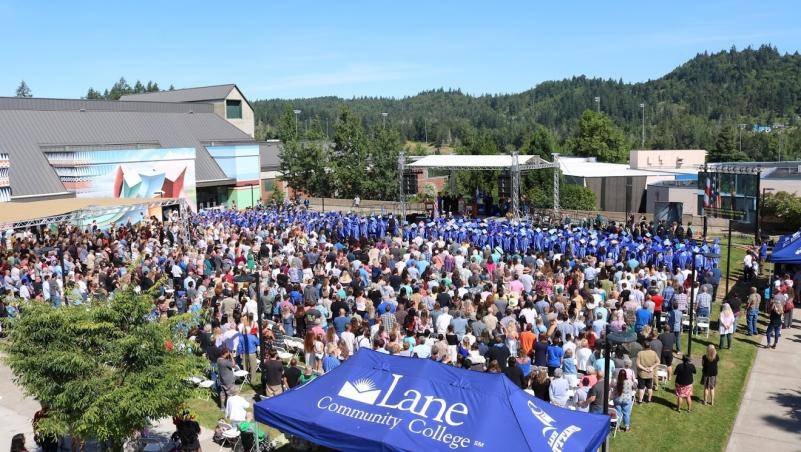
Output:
(188, 234), (764, 451)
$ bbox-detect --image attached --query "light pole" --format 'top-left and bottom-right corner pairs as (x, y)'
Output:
(594, 96), (600, 113)
(738, 124), (746, 155)
(381, 112), (388, 128)
(640, 103), (646, 148)
(760, 187), (774, 243)
(293, 109), (301, 138)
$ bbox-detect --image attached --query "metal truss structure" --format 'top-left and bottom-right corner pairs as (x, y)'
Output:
(1, 198), (188, 231)
(402, 154), (560, 221)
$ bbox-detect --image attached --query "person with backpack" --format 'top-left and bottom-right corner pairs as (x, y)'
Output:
(766, 291), (786, 349)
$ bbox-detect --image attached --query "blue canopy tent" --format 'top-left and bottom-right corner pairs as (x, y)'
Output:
(770, 230), (801, 264)
(255, 349), (609, 452)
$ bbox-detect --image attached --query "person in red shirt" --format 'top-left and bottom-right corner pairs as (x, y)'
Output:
(651, 292), (664, 329)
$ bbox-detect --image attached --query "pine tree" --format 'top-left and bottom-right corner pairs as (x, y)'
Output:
(332, 107), (368, 198)
(15, 80), (32, 98)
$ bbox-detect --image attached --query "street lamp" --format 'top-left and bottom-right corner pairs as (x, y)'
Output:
(293, 109), (301, 137)
(640, 103), (646, 148)
(594, 96), (600, 113)
(381, 112), (388, 128)
(688, 250), (719, 358)
(759, 187), (775, 243)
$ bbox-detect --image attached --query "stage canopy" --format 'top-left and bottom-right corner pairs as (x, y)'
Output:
(255, 349), (609, 452)
(407, 154), (555, 170)
(770, 230), (801, 264)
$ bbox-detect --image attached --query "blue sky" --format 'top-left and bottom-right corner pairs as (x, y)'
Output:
(2, 1), (800, 100)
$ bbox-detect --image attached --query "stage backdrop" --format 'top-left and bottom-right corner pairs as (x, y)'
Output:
(45, 147), (196, 226)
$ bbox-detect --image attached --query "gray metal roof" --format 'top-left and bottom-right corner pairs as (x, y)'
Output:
(0, 102), (256, 198)
(119, 84), (236, 103)
(260, 141), (282, 170)
(0, 96), (213, 113)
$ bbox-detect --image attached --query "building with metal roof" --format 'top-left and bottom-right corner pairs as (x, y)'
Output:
(120, 84), (255, 137)
(0, 88), (262, 209)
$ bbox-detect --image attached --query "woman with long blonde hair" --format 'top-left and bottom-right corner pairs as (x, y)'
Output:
(702, 344), (719, 405)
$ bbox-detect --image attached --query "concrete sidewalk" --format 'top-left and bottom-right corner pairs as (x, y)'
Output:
(727, 310), (801, 452)
(0, 355), (41, 451)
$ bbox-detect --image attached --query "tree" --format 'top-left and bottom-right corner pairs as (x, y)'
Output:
(279, 115), (330, 198)
(708, 126), (748, 162)
(108, 77), (132, 100)
(331, 107), (368, 198)
(5, 287), (205, 447)
(365, 123), (402, 200)
(567, 110), (629, 163)
(15, 80), (32, 98)
(85, 88), (103, 99)
(762, 191), (801, 231)
(560, 184), (597, 210)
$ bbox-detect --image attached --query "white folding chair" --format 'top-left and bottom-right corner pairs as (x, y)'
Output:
(696, 317), (710, 338)
(609, 407), (620, 438)
(217, 421), (241, 452)
(655, 364), (669, 389)
(234, 369), (250, 392)
(198, 379), (216, 400)
(681, 314), (691, 331)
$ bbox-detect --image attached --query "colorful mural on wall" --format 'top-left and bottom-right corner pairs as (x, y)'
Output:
(45, 147), (196, 225)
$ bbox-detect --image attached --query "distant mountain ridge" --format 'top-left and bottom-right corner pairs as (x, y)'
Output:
(253, 45), (801, 161)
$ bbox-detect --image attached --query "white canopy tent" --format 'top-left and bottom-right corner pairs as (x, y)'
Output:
(400, 152), (560, 220)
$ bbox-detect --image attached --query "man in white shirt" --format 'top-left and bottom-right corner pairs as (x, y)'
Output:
(340, 325), (356, 355)
(435, 307), (453, 334)
(225, 394), (250, 424)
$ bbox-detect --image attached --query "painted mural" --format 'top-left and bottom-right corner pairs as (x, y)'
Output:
(45, 147), (196, 226)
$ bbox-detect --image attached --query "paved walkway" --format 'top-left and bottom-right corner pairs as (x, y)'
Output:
(727, 309), (801, 452)
(0, 354), (41, 451)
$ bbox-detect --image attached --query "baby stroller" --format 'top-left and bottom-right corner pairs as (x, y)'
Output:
(237, 422), (273, 452)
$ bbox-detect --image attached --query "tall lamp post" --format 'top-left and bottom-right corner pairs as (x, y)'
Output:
(381, 112), (388, 128)
(293, 109), (301, 138)
(759, 187), (774, 244)
(640, 103), (646, 148)
(594, 96), (601, 113)
(688, 250), (719, 358)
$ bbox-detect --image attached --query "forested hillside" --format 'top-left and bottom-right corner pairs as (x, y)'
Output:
(253, 45), (801, 161)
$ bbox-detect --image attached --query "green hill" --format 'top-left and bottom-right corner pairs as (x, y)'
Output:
(253, 45), (801, 161)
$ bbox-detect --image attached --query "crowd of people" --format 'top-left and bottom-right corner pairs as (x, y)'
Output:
(2, 201), (799, 446)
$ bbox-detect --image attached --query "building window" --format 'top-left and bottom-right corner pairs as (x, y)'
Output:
(263, 179), (275, 192)
(226, 100), (242, 119)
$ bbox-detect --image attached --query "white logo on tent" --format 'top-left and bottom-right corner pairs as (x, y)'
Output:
(338, 378), (381, 405)
(527, 401), (582, 452)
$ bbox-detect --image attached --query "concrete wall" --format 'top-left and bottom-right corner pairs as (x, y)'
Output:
(763, 178), (801, 195)
(630, 149), (706, 170)
(584, 175), (648, 212)
(646, 185), (699, 216)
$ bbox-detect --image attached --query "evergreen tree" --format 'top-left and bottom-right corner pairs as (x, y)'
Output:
(108, 77), (132, 100)
(133, 80), (145, 93)
(709, 126), (748, 162)
(365, 123), (402, 200)
(331, 107), (368, 198)
(85, 88), (103, 99)
(15, 80), (32, 98)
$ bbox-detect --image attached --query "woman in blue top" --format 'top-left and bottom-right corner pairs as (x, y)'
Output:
(562, 348), (578, 387)
(547, 337), (565, 376)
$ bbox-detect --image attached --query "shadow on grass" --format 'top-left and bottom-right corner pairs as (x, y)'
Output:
(763, 388), (801, 438)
